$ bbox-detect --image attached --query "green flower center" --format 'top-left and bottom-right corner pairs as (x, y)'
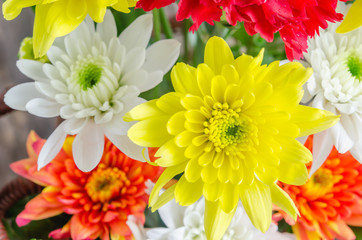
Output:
(347, 55), (362, 80)
(76, 61), (103, 90)
(205, 102), (257, 153)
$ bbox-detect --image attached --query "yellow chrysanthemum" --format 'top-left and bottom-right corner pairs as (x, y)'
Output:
(336, 0), (362, 33)
(125, 36), (339, 240)
(2, 0), (136, 58)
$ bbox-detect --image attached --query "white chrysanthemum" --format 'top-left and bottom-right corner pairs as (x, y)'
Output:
(301, 3), (362, 174)
(5, 11), (180, 172)
(146, 198), (295, 240)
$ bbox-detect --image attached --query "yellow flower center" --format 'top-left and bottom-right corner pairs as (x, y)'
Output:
(85, 163), (130, 203)
(204, 102), (258, 155)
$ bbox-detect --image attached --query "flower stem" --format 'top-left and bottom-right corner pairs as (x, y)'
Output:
(152, 9), (161, 41)
(159, 8), (173, 39)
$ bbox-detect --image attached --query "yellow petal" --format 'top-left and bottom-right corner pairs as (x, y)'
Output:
(151, 184), (176, 211)
(291, 105), (339, 137)
(185, 157), (202, 182)
(211, 75), (227, 103)
(204, 200), (237, 240)
(201, 162), (218, 184)
(336, 0), (362, 33)
(149, 162), (186, 208)
(203, 182), (223, 201)
(175, 131), (199, 147)
(240, 179), (272, 233)
(3, 0), (43, 20)
(197, 63), (214, 97)
(124, 99), (164, 121)
(33, 1), (87, 58)
(155, 139), (188, 167)
(112, 0), (134, 13)
(128, 116), (172, 147)
(167, 111), (186, 135)
(87, 0), (114, 22)
(270, 183), (298, 221)
(277, 159), (308, 185)
(174, 175), (203, 205)
(181, 95), (204, 110)
(204, 36), (234, 74)
(219, 182), (239, 213)
(277, 137), (312, 164)
(221, 65), (240, 85)
(157, 92), (184, 113)
(171, 63), (200, 96)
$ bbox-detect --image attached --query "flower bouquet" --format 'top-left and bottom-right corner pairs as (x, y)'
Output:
(1, 0), (362, 239)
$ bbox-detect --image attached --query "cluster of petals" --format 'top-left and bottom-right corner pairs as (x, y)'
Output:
(11, 131), (163, 240)
(125, 36), (339, 240)
(136, 0), (345, 60)
(147, 197), (296, 240)
(5, 12), (180, 172)
(300, 2), (362, 175)
(274, 135), (362, 240)
(2, 0), (138, 57)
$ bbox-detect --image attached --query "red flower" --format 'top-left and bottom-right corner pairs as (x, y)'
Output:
(11, 131), (162, 240)
(274, 136), (362, 240)
(136, 0), (345, 60)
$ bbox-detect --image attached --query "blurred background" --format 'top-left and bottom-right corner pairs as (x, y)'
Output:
(0, 7), (55, 188)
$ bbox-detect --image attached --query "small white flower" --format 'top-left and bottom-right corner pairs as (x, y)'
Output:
(300, 3), (362, 175)
(5, 11), (181, 172)
(146, 198), (295, 240)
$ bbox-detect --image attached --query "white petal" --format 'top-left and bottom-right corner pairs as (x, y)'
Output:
(124, 47), (146, 72)
(84, 15), (95, 35)
(120, 70), (148, 91)
(350, 142), (362, 163)
(158, 199), (186, 229)
(335, 103), (356, 114)
(63, 117), (88, 135)
(35, 82), (58, 98)
(119, 14), (153, 51)
(144, 71), (164, 92)
(26, 98), (61, 118)
(47, 46), (67, 65)
(72, 120), (105, 172)
(142, 39), (181, 73)
(64, 36), (79, 60)
(310, 131), (334, 176)
(296, 136), (308, 145)
(164, 227), (185, 240)
(4, 83), (43, 111)
(146, 228), (175, 240)
(60, 105), (76, 119)
(126, 215), (146, 240)
(42, 64), (63, 81)
(97, 10), (117, 44)
(104, 117), (132, 136)
(330, 121), (353, 154)
(38, 121), (67, 170)
(105, 133), (148, 162)
(69, 22), (92, 49)
(94, 111), (114, 124)
(122, 97), (146, 113)
(16, 60), (48, 82)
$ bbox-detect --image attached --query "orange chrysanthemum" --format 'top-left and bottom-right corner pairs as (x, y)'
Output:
(274, 136), (362, 240)
(11, 131), (162, 240)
